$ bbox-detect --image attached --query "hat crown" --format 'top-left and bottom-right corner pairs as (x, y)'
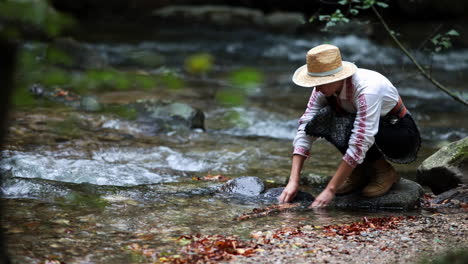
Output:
(306, 44), (343, 75)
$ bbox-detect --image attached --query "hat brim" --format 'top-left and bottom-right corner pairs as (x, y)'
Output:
(292, 61), (357, 87)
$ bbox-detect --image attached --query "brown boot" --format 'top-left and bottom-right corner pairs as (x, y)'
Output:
(361, 159), (400, 197)
(336, 164), (368, 195)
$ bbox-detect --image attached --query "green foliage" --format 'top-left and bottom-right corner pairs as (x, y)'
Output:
(228, 67), (263, 91)
(215, 89), (246, 106)
(431, 30), (460, 52)
(215, 67), (264, 106)
(101, 105), (138, 120)
(11, 85), (36, 107)
(0, 0), (75, 39)
(58, 192), (109, 209)
(45, 46), (73, 66)
(311, 0), (389, 29)
(184, 53), (214, 75)
(158, 71), (184, 90)
(319, 9), (349, 28)
(51, 115), (82, 137)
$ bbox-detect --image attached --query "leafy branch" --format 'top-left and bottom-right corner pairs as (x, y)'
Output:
(315, 0), (467, 106)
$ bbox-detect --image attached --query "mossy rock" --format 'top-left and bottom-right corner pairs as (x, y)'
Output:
(417, 137), (468, 194)
(133, 100), (205, 132)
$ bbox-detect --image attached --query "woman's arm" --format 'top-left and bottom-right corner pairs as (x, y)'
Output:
(310, 160), (354, 208)
(278, 154), (306, 203)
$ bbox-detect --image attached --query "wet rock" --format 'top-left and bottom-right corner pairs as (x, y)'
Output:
(29, 84), (45, 97)
(334, 179), (424, 210)
(431, 185), (468, 208)
(52, 38), (108, 69)
(80, 96), (102, 112)
(264, 12), (305, 32)
(219, 176), (265, 196)
(298, 173), (328, 186)
(135, 100), (205, 132)
(417, 137), (468, 194)
(115, 50), (164, 68)
(153, 5), (264, 27)
(260, 187), (314, 204)
(153, 5), (305, 32)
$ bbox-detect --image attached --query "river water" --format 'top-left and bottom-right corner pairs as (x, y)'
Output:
(1, 24), (467, 263)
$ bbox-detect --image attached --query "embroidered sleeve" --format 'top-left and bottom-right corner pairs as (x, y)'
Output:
(343, 93), (382, 167)
(292, 89), (327, 158)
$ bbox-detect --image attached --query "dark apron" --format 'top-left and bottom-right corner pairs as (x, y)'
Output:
(304, 97), (421, 164)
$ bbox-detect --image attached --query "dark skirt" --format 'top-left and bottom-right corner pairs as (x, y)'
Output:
(304, 105), (421, 164)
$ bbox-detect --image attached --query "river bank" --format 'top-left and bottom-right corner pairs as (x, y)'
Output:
(88, 211), (468, 263)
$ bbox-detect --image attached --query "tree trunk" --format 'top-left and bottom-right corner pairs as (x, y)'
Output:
(0, 38), (17, 264)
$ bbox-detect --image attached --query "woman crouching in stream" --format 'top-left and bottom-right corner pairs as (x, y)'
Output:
(279, 44), (421, 208)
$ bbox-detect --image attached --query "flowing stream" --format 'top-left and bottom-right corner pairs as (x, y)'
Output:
(2, 24), (467, 263)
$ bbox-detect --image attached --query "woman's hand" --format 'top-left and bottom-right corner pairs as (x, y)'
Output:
(278, 181), (299, 203)
(309, 187), (335, 208)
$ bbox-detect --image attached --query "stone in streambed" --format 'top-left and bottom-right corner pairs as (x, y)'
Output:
(417, 137), (468, 194)
(334, 178), (424, 210)
(431, 185), (468, 208)
(260, 187), (315, 204)
(219, 176), (314, 204)
(219, 176), (265, 196)
(134, 100), (205, 132)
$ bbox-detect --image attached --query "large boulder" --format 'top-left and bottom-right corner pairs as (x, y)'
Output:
(219, 177), (314, 204)
(218, 176), (422, 209)
(152, 5), (305, 32)
(51, 38), (108, 69)
(134, 100), (205, 132)
(261, 187), (314, 204)
(220, 176), (265, 196)
(417, 137), (468, 194)
(334, 179), (424, 210)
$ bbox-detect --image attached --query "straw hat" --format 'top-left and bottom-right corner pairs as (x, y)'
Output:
(292, 44), (357, 87)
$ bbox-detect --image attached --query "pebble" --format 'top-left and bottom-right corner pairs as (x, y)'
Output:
(401, 236), (411, 242)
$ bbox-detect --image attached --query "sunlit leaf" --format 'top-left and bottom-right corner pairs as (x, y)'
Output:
(159, 72), (184, 90)
(376, 2), (389, 8)
(184, 53), (214, 75)
(228, 67), (263, 90)
(215, 90), (245, 106)
(446, 29), (460, 37)
(46, 47), (73, 66)
(350, 9), (359, 15)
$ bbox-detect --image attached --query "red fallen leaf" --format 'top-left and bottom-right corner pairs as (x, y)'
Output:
(234, 203), (301, 221)
(55, 90), (68, 97)
(24, 222), (41, 228)
(203, 174), (230, 181)
(322, 216), (411, 237)
(192, 175), (231, 182)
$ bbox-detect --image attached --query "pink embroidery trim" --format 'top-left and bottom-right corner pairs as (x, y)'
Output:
(343, 153), (358, 168)
(293, 147), (310, 158)
(353, 94), (368, 163)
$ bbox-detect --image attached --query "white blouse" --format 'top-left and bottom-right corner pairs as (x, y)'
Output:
(292, 68), (400, 168)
